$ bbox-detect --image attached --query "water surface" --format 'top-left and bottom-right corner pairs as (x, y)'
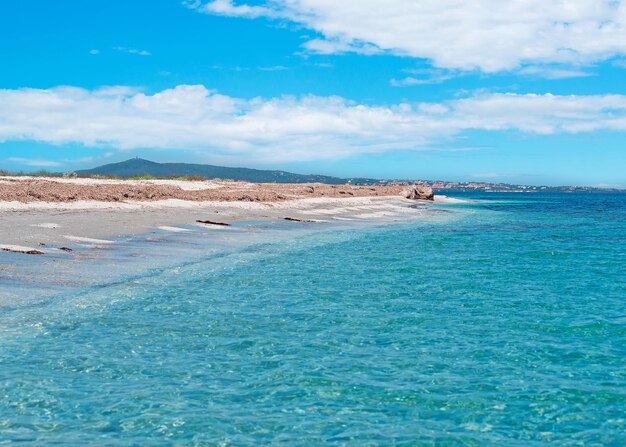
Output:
(1, 193), (625, 445)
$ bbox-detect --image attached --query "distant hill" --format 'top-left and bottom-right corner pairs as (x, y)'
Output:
(77, 158), (376, 185)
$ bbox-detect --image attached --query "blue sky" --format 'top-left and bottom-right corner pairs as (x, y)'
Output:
(1, 0), (626, 186)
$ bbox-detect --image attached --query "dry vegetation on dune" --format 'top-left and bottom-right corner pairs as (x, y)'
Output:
(0, 177), (405, 203)
(0, 170), (209, 182)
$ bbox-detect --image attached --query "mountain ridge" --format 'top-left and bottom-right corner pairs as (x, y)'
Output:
(76, 158), (377, 185)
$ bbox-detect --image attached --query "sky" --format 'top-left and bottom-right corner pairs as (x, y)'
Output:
(1, 0), (626, 186)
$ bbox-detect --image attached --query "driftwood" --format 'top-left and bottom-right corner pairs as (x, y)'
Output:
(284, 217), (316, 223)
(196, 220), (231, 226)
(1, 247), (44, 255)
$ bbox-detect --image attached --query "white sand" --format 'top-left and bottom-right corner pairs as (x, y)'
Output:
(31, 222), (60, 229)
(0, 195), (463, 252)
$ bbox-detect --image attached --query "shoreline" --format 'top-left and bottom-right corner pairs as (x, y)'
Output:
(0, 177), (451, 304)
(0, 176), (442, 251)
(0, 195), (439, 251)
(0, 196), (447, 306)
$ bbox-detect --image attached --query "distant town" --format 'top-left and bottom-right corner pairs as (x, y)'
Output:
(371, 180), (623, 193)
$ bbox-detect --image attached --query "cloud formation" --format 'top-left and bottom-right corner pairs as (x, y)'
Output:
(194, 0), (276, 18)
(191, 0), (626, 72)
(114, 46), (152, 56)
(1, 85), (626, 162)
(391, 69), (458, 87)
(6, 158), (63, 167)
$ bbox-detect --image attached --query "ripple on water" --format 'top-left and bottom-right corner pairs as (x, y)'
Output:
(0, 192), (625, 445)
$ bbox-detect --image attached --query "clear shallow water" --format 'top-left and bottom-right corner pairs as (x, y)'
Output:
(1, 193), (625, 445)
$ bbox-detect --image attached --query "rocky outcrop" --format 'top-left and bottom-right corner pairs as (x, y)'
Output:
(402, 185), (434, 201)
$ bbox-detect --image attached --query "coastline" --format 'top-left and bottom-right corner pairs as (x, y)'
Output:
(3, 191), (622, 444)
(0, 177), (453, 305)
(0, 195), (436, 250)
(0, 176), (442, 251)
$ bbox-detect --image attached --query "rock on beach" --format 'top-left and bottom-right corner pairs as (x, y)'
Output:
(402, 185), (434, 201)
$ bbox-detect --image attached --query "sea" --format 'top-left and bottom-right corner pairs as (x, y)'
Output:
(0, 192), (624, 445)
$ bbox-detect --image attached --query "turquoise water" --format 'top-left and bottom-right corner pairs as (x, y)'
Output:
(1, 193), (625, 445)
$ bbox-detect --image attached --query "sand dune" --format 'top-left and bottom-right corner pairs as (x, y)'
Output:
(0, 177), (405, 204)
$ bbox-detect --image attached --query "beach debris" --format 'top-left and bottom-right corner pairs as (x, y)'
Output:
(196, 220), (231, 226)
(59, 247), (73, 252)
(284, 217), (317, 223)
(402, 185), (434, 201)
(0, 244), (44, 255)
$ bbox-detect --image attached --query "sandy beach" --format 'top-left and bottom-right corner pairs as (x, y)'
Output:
(0, 176), (434, 254)
(0, 176), (441, 305)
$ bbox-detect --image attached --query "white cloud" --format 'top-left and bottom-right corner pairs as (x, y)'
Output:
(191, 0), (626, 72)
(1, 85), (626, 162)
(390, 77), (427, 87)
(89, 49), (100, 55)
(114, 46), (152, 56)
(192, 0), (276, 18)
(7, 158), (63, 167)
(259, 65), (288, 71)
(613, 58), (626, 68)
(518, 66), (593, 79)
(391, 69), (457, 86)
